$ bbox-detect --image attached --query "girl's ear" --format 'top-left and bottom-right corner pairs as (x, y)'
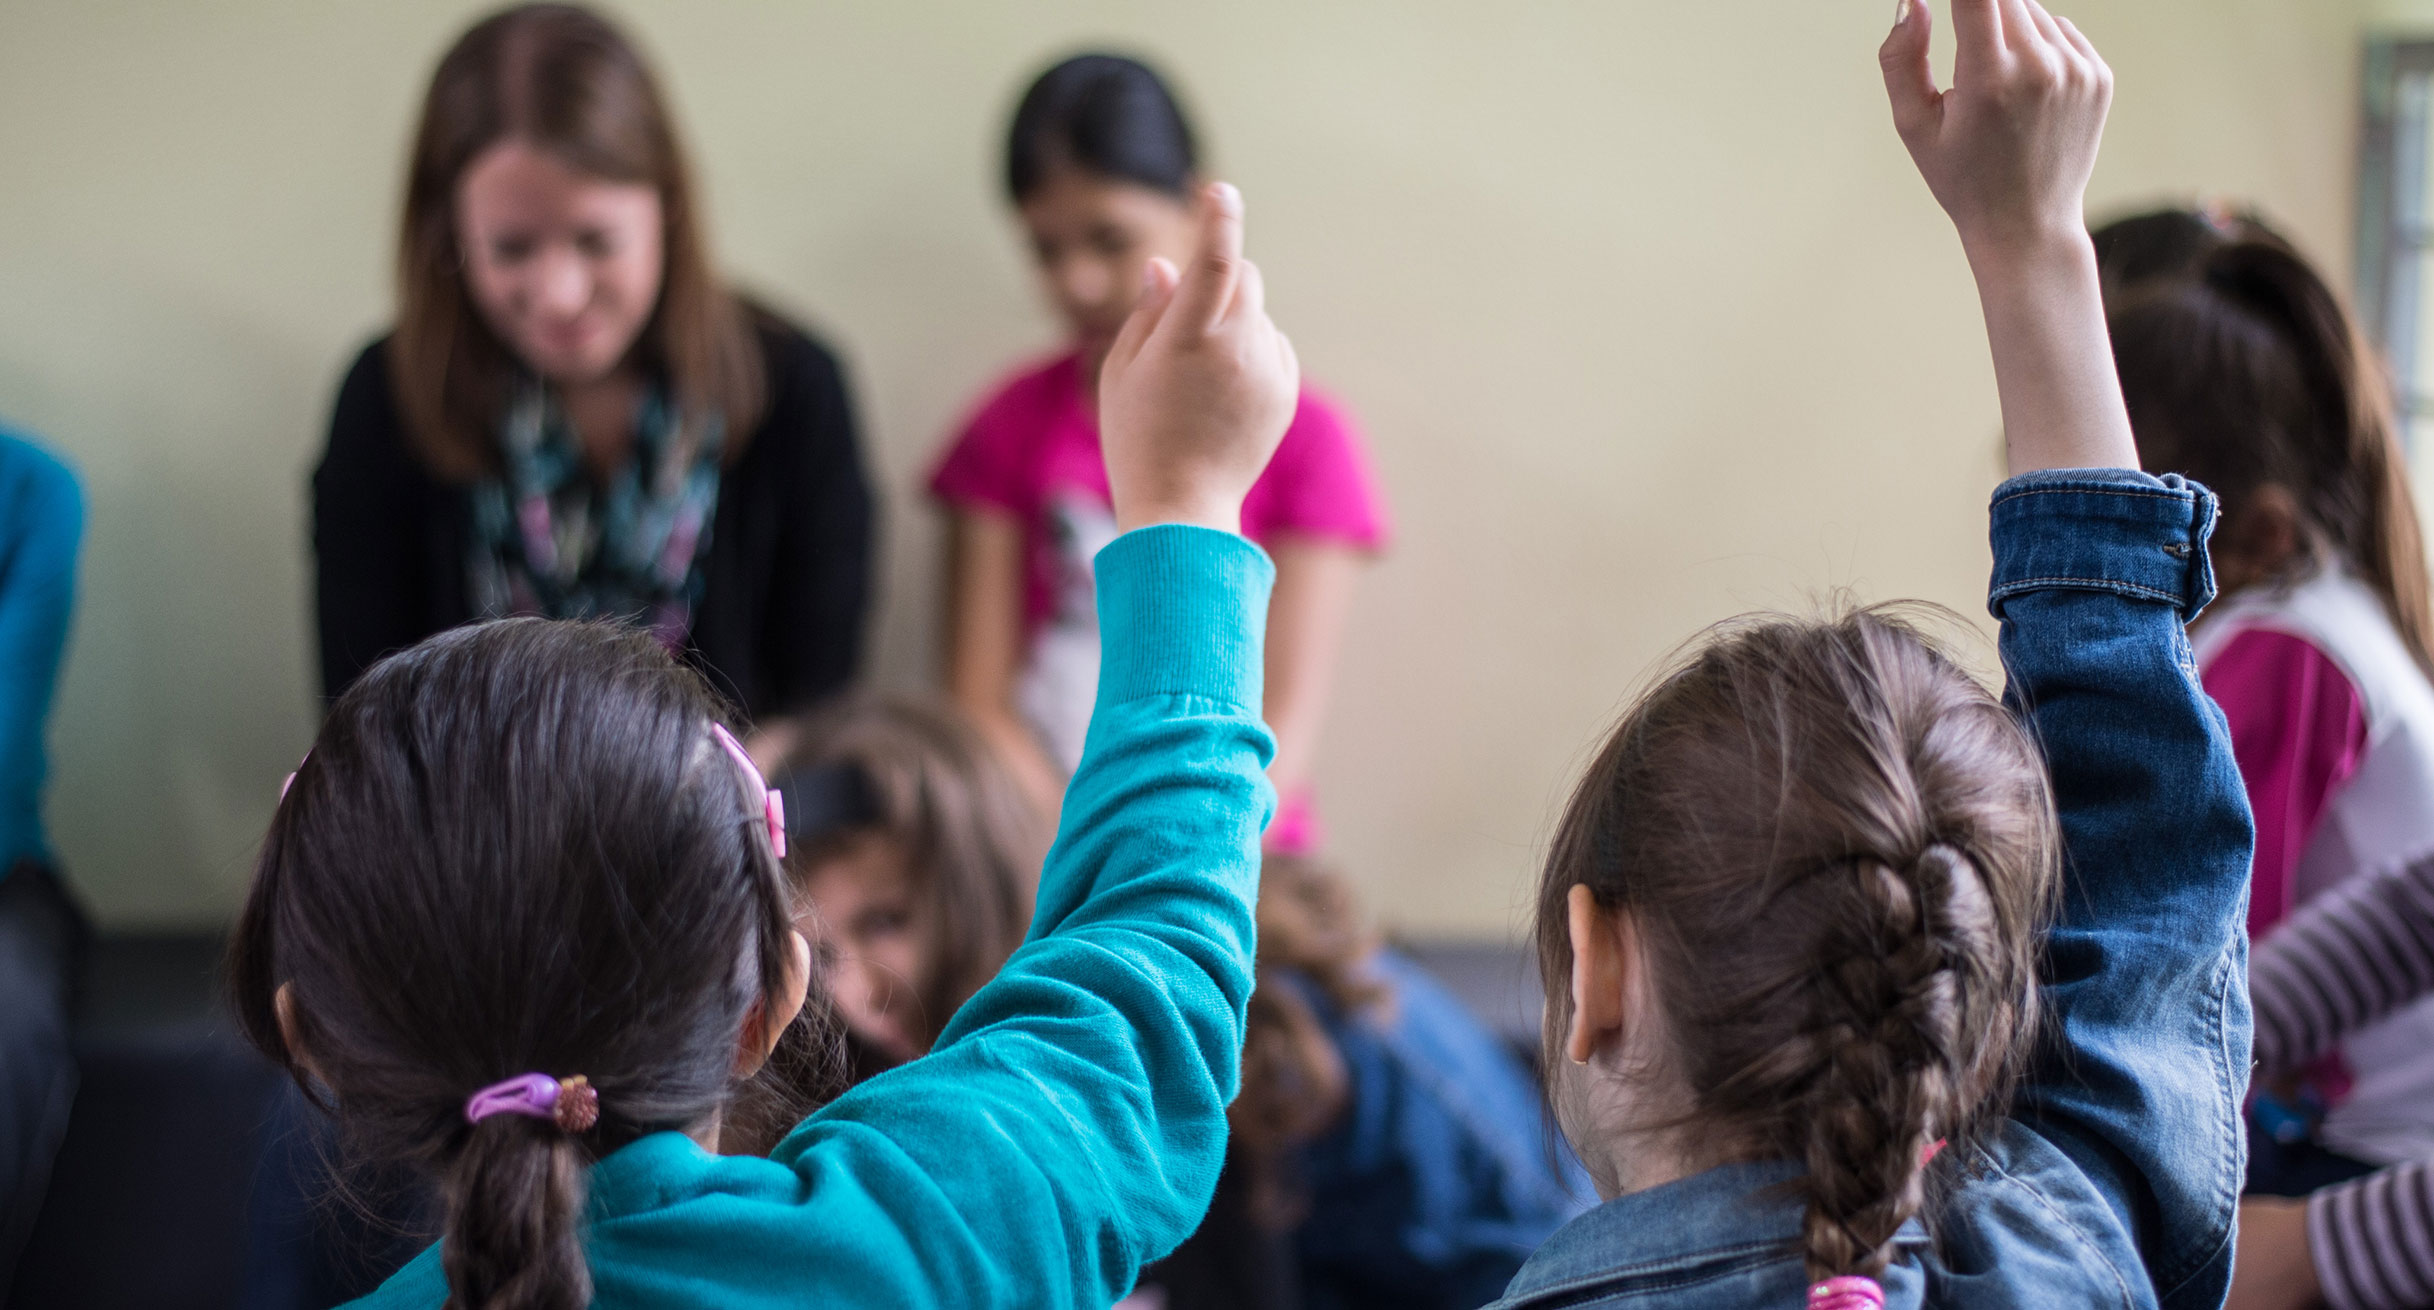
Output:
(735, 930), (815, 1077)
(1565, 886), (1628, 1066)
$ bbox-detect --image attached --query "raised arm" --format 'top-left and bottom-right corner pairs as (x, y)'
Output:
(1885, 5), (2250, 1307)
(770, 182), (1302, 1305)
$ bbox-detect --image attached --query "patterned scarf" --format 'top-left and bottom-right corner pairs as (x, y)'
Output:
(467, 378), (723, 649)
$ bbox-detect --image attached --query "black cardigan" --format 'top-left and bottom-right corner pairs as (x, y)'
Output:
(311, 316), (874, 720)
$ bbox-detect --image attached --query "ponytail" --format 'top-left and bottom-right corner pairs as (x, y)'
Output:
(440, 1117), (590, 1310)
(1796, 846), (1994, 1283)
(2113, 238), (2434, 674)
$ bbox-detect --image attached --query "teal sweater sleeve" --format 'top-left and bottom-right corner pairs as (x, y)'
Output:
(0, 431), (83, 875)
(356, 524), (1276, 1310)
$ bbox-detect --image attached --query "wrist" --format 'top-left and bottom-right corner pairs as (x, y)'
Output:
(1960, 222), (2099, 290)
(1115, 495), (1243, 537)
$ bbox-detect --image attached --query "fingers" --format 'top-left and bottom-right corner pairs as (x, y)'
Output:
(1168, 181), (1245, 336)
(1232, 256), (1266, 326)
(1105, 257), (1179, 375)
(1879, 0), (1941, 141)
(2053, 13), (2100, 63)
(1994, 0), (2041, 53)
(1948, 0), (2003, 74)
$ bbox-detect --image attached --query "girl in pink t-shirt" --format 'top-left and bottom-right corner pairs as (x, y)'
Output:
(2103, 215), (2434, 1192)
(932, 54), (1388, 851)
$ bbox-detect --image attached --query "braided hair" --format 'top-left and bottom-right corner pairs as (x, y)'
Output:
(1535, 607), (2057, 1286)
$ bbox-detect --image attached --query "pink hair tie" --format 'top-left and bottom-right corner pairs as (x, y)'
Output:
(1809, 1276), (1886, 1310)
(464, 1073), (599, 1133)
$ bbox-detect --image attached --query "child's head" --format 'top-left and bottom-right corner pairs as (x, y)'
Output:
(1004, 53), (1203, 363)
(774, 697), (1043, 1065)
(2105, 228), (2433, 667)
(1536, 608), (2057, 1284)
(2090, 204), (2286, 303)
(229, 619), (810, 1310)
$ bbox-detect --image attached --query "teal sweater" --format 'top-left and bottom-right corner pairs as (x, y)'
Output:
(355, 525), (1277, 1309)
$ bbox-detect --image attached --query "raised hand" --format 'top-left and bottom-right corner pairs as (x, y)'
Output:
(1880, 0), (2138, 475)
(1098, 182), (1302, 535)
(1882, 0), (2113, 259)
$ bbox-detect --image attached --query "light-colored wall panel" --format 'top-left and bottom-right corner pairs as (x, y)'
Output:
(0, 0), (2368, 936)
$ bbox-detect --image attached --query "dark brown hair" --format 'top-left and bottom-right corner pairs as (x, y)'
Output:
(1233, 853), (1394, 1227)
(2106, 234), (2434, 674)
(1534, 608), (2057, 1283)
(781, 696), (1046, 1052)
(391, 3), (763, 481)
(228, 619), (808, 1310)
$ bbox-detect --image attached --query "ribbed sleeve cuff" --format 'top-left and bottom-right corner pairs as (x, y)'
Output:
(1986, 470), (2219, 623)
(1093, 525), (1275, 713)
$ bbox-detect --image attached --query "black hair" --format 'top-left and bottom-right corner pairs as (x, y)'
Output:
(228, 618), (819, 1310)
(1005, 53), (1198, 203)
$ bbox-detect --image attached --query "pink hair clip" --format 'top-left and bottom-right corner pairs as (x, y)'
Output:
(709, 722), (786, 860)
(1809, 1276), (1885, 1310)
(464, 1072), (599, 1132)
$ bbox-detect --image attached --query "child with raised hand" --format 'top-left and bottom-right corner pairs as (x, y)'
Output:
(1489, 3), (2250, 1307)
(229, 179), (1300, 1309)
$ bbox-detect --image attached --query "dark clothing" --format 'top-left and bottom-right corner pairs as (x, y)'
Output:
(0, 859), (84, 1290)
(313, 316), (874, 717)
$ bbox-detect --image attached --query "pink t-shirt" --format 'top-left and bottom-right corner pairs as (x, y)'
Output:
(931, 351), (1389, 850)
(2203, 626), (2370, 1106)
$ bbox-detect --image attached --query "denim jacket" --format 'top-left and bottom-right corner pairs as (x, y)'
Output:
(1489, 470), (2253, 1310)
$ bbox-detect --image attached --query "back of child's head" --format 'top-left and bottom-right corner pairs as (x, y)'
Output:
(2106, 229), (2434, 670)
(2090, 204), (2287, 302)
(229, 619), (801, 1310)
(1006, 52), (1198, 203)
(1534, 608), (2058, 1284)
(777, 695), (1043, 1049)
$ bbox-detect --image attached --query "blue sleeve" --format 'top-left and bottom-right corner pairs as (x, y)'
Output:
(764, 524), (1276, 1305)
(1986, 470), (2250, 1310)
(0, 433), (84, 873)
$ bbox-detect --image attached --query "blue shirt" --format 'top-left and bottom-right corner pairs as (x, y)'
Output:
(1490, 470), (2252, 1310)
(356, 525), (1277, 1308)
(1292, 949), (1593, 1308)
(0, 429), (82, 877)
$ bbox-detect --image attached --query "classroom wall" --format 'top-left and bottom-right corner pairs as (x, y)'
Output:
(0, 0), (2371, 937)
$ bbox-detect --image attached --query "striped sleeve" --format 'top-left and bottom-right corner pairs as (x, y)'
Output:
(2250, 850), (2434, 1073)
(2310, 1161), (2434, 1310)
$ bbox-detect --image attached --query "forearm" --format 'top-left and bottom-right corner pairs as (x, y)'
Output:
(2252, 851), (2434, 1073)
(2309, 1161), (2434, 1310)
(1968, 233), (2140, 477)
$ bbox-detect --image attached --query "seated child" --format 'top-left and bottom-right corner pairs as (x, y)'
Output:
(1491, 3), (2251, 1306)
(751, 701), (1584, 1306)
(1136, 855), (1591, 1310)
(2102, 207), (2434, 1190)
(228, 178), (1306, 1308)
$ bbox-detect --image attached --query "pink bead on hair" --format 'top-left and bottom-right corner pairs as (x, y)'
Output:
(1809, 1275), (1886, 1310)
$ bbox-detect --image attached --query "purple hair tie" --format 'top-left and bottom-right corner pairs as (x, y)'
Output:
(464, 1073), (599, 1133)
(1808, 1276), (1885, 1310)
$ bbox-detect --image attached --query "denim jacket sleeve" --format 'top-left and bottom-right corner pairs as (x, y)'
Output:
(1987, 470), (2251, 1310)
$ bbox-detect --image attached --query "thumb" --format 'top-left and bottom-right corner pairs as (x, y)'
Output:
(1880, 0), (1942, 145)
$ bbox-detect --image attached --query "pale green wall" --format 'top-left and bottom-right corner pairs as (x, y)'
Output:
(0, 0), (2373, 936)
